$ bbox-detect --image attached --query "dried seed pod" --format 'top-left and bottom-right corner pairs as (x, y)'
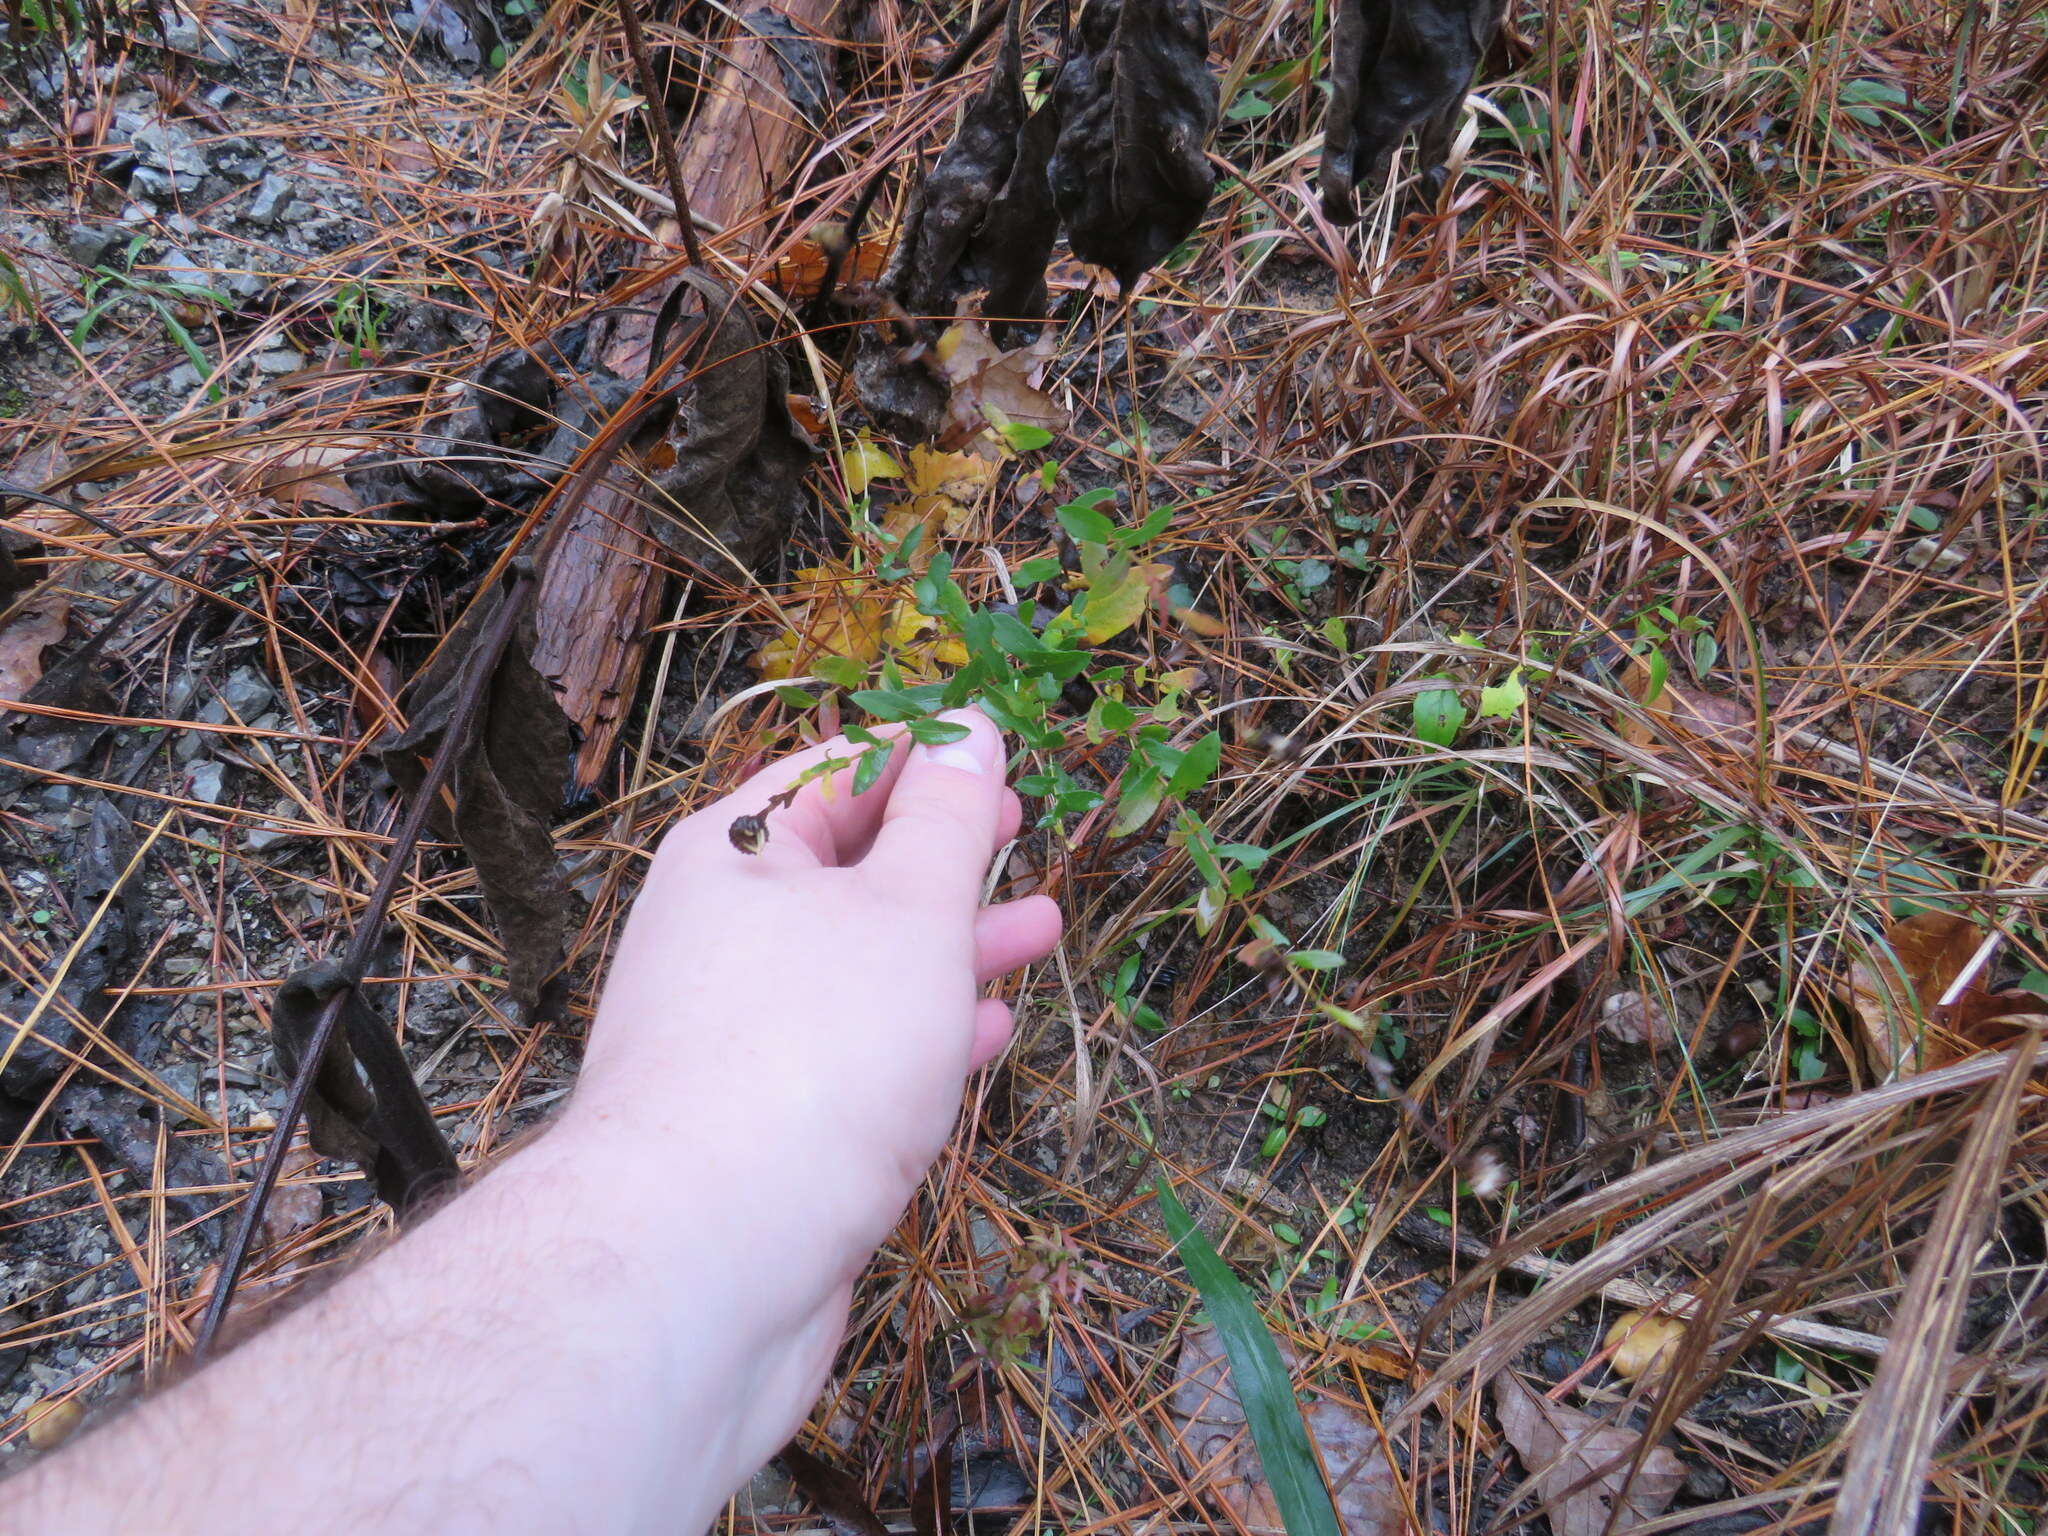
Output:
(728, 812), (770, 855)
(1320, 0), (1508, 222)
(1049, 0), (1218, 290)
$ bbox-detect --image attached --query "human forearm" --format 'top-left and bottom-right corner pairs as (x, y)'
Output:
(13, 1114), (845, 1535)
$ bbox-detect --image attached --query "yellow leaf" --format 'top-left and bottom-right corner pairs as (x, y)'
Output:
(886, 602), (934, 649)
(905, 445), (998, 498)
(1079, 561), (1170, 644)
(844, 437), (903, 495)
(752, 560), (886, 679)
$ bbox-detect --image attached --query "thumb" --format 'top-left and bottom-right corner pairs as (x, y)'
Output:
(866, 708), (1007, 902)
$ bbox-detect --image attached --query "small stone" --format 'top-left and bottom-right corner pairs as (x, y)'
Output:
(157, 6), (201, 51)
(254, 347), (305, 375)
(165, 362), (204, 394)
(187, 760), (226, 804)
(63, 224), (120, 268)
(220, 666), (275, 719)
(246, 173), (298, 226)
(154, 246), (211, 291)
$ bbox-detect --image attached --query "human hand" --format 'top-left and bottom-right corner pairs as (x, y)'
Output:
(572, 706), (1061, 1267)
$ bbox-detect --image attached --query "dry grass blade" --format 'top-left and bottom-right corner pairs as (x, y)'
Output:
(1827, 1024), (2044, 1536)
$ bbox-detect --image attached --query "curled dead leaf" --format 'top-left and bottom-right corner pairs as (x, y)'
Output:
(270, 959), (459, 1213)
(1322, 0), (1508, 221)
(1494, 1373), (1684, 1536)
(1840, 910), (2046, 1074)
(373, 569), (575, 1016)
(1169, 1324), (1408, 1534)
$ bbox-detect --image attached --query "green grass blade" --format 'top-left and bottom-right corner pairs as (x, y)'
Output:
(1155, 1174), (1341, 1536)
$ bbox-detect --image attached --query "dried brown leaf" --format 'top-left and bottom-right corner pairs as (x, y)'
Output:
(1494, 1374), (1684, 1536)
(1050, 0), (1218, 290)
(1841, 911), (2044, 1072)
(0, 599), (69, 697)
(934, 320), (1067, 448)
(1170, 1324), (1408, 1534)
(260, 1141), (327, 1249)
(374, 571), (575, 1014)
(646, 272), (814, 578)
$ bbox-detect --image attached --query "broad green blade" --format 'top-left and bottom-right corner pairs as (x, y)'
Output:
(1155, 1175), (1342, 1536)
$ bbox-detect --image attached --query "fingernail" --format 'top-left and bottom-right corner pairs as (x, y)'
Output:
(924, 708), (997, 775)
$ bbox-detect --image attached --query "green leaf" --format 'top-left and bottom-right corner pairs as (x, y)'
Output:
(815, 654), (865, 689)
(1641, 646), (1669, 706)
(850, 684), (945, 721)
(905, 716), (970, 745)
(1287, 949), (1346, 972)
(772, 685), (819, 710)
(1058, 501), (1116, 546)
(1110, 765), (1165, 836)
(852, 741), (895, 794)
(1014, 556), (1062, 585)
(1167, 730), (1222, 797)
(1411, 680), (1465, 746)
(1114, 505), (1174, 549)
(1155, 1178), (1342, 1536)
(1477, 669), (1526, 720)
(1000, 421), (1055, 452)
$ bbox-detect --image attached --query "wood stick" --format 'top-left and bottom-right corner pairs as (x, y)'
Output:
(532, 0), (843, 793)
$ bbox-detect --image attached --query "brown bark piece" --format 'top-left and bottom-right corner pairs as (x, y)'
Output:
(532, 0), (842, 792)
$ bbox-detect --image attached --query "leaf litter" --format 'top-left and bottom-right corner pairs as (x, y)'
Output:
(373, 561), (575, 1018)
(1493, 1374), (1685, 1536)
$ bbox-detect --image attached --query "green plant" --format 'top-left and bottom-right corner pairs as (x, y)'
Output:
(1256, 1081), (1327, 1158)
(1156, 1175), (1342, 1536)
(330, 281), (390, 365)
(72, 242), (230, 401)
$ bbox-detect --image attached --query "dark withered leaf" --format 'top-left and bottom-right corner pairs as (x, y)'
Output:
(777, 1441), (889, 1536)
(270, 959), (459, 1213)
(374, 566), (574, 1015)
(347, 324), (595, 515)
(0, 640), (117, 804)
(1320, 0), (1508, 222)
(0, 796), (136, 1100)
(1049, 0), (1218, 291)
(645, 271), (813, 579)
(852, 330), (951, 442)
(395, 0), (500, 71)
(883, 3), (1030, 317)
(966, 97), (1062, 333)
